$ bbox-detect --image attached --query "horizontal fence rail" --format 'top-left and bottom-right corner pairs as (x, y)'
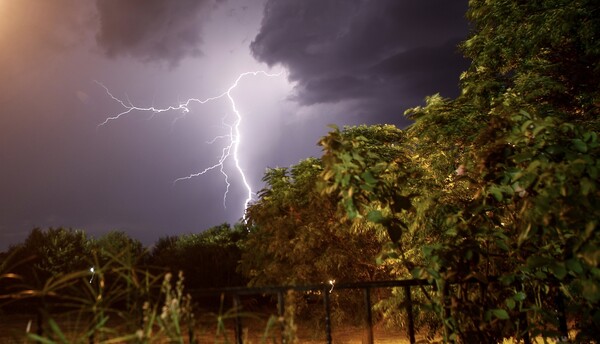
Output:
(189, 279), (429, 344)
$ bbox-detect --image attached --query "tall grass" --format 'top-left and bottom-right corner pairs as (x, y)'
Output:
(0, 250), (290, 343)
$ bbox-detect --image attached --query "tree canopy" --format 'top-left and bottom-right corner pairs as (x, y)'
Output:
(240, 157), (390, 286)
(319, 0), (600, 341)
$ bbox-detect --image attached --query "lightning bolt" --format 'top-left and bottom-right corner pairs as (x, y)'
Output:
(96, 70), (282, 217)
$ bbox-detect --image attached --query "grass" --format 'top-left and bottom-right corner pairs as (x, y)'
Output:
(1, 251), (583, 343)
(0, 250), (297, 343)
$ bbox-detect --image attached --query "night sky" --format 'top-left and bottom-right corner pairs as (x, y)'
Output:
(0, 0), (469, 251)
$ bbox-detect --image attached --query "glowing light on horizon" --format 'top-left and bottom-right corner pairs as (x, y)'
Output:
(96, 70), (283, 217)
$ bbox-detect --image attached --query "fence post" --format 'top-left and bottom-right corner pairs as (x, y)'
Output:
(277, 290), (286, 344)
(404, 285), (416, 344)
(555, 290), (568, 340)
(37, 308), (44, 337)
(233, 294), (243, 344)
(518, 283), (532, 344)
(440, 281), (451, 342)
(323, 285), (332, 344)
(521, 312), (532, 344)
(363, 287), (374, 344)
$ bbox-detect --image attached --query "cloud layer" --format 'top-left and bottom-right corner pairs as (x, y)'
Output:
(251, 0), (470, 123)
(0, 0), (473, 250)
(95, 0), (216, 65)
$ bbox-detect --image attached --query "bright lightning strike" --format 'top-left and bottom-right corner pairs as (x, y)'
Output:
(96, 70), (282, 216)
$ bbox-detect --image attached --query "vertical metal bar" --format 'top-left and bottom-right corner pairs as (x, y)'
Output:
(233, 294), (243, 344)
(363, 287), (374, 344)
(37, 308), (44, 337)
(516, 283), (531, 344)
(441, 281), (451, 342)
(478, 282), (487, 340)
(277, 290), (286, 344)
(443, 283), (450, 319)
(555, 291), (568, 340)
(323, 286), (332, 344)
(522, 313), (532, 344)
(188, 326), (194, 344)
(404, 285), (416, 344)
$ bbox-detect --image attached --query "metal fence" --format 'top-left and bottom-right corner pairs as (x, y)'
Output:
(21, 278), (571, 343)
(193, 279), (434, 344)
(190, 279), (570, 344)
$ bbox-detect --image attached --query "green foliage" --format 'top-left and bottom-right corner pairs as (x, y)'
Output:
(136, 271), (195, 343)
(1, 232), (162, 342)
(5, 228), (92, 285)
(462, 0), (600, 127)
(6, 254), (198, 343)
(319, 125), (437, 276)
(92, 230), (145, 267)
(319, 124), (412, 220)
(149, 223), (247, 289)
(473, 110), (600, 339)
(241, 157), (388, 286)
(1, 228), (284, 343)
(240, 157), (391, 324)
(319, 0), (600, 341)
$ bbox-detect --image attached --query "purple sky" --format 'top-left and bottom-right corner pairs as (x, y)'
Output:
(0, 0), (469, 250)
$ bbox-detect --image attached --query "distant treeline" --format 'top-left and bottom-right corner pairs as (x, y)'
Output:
(0, 224), (247, 291)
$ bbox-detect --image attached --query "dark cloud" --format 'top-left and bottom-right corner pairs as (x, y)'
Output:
(95, 0), (217, 65)
(0, 0), (474, 251)
(251, 0), (470, 123)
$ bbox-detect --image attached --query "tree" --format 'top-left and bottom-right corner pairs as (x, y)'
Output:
(241, 157), (389, 286)
(7, 228), (92, 284)
(92, 230), (145, 267)
(319, 1), (600, 341)
(149, 224), (247, 289)
(240, 156), (392, 324)
(461, 0), (600, 129)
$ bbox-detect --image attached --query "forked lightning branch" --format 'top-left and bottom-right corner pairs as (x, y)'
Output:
(96, 71), (282, 216)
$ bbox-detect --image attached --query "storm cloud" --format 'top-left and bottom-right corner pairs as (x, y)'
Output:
(0, 0), (473, 251)
(95, 0), (217, 65)
(251, 0), (470, 123)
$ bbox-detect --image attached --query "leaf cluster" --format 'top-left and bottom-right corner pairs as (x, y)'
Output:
(318, 0), (600, 341)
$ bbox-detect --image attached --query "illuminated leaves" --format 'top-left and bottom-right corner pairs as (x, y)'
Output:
(314, 1), (600, 340)
(241, 157), (389, 288)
